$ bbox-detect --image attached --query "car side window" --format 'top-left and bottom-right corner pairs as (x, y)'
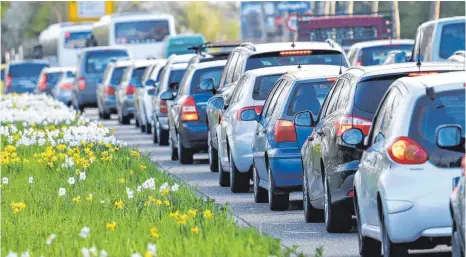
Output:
(230, 75), (248, 104)
(266, 80), (288, 119)
(261, 79), (282, 118)
(233, 54), (245, 82)
(325, 79), (344, 116)
(335, 79), (351, 111)
(370, 88), (398, 145)
(318, 80), (338, 120)
(225, 53), (239, 85)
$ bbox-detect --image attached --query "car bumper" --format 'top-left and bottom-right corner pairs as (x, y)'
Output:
(121, 98), (134, 117)
(103, 96), (117, 113)
(268, 147), (303, 190)
(78, 91), (97, 107)
(230, 132), (255, 173)
(54, 91), (73, 105)
(327, 160), (358, 211)
(179, 121), (208, 150)
(158, 116), (169, 130)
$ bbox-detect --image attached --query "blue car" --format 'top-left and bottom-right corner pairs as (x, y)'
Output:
(3, 60), (49, 94)
(252, 65), (342, 211)
(164, 60), (226, 164)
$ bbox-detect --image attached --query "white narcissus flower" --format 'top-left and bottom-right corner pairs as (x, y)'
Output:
(159, 182), (169, 192)
(99, 250), (108, 257)
(68, 177), (76, 185)
(79, 172), (87, 181)
(58, 187), (66, 197)
(131, 253), (142, 257)
(170, 183), (179, 192)
(2, 177), (8, 184)
(126, 187), (134, 199)
(81, 248), (90, 257)
(79, 226), (90, 238)
(5, 252), (18, 257)
(147, 243), (157, 256)
(28, 177), (34, 184)
(100, 200), (105, 204)
(46, 233), (57, 245)
(89, 247), (97, 255)
(20, 250), (30, 257)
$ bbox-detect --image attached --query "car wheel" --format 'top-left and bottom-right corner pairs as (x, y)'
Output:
(324, 178), (352, 233)
(355, 191), (381, 257)
(452, 219), (463, 257)
(177, 133), (193, 164)
(140, 121), (146, 132)
(135, 117), (140, 128)
(218, 147), (230, 187)
(157, 121), (169, 146)
(267, 163), (289, 211)
(153, 119), (159, 143)
(169, 130), (178, 161)
(146, 121), (152, 135)
(229, 149), (250, 193)
(121, 114), (131, 125)
(303, 171), (323, 223)
(101, 111), (111, 120)
(382, 212), (408, 257)
(253, 165), (268, 203)
(208, 132), (219, 172)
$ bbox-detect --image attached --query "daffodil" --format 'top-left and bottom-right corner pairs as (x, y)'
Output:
(106, 221), (117, 231)
(187, 209), (197, 217)
(150, 227), (160, 239)
(177, 214), (188, 225)
(164, 200), (171, 207)
(72, 196), (81, 203)
(119, 178), (126, 184)
(86, 194), (93, 201)
(130, 151), (140, 159)
(203, 210), (214, 218)
(169, 211), (179, 218)
(10, 202), (26, 214)
(191, 227), (200, 234)
(114, 200), (123, 209)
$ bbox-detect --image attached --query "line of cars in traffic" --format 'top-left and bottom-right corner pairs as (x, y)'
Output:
(1, 16), (465, 257)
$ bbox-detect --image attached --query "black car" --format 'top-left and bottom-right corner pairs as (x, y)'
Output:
(298, 62), (466, 233)
(4, 60), (49, 94)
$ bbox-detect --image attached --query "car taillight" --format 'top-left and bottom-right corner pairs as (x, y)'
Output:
(126, 85), (135, 95)
(60, 83), (73, 90)
(356, 61), (362, 66)
(274, 119), (297, 143)
(236, 106), (263, 120)
(105, 86), (115, 95)
(181, 96), (199, 121)
(38, 74), (47, 91)
(388, 137), (428, 165)
(78, 77), (86, 90)
(6, 75), (11, 89)
(335, 115), (372, 136)
(160, 100), (168, 113)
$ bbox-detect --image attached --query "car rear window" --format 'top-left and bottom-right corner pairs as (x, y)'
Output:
(439, 22), (465, 59)
(246, 50), (347, 71)
(169, 69), (185, 84)
(360, 44), (413, 66)
(85, 50), (128, 74)
(8, 63), (48, 77)
(353, 78), (397, 116)
(130, 67), (146, 87)
(190, 67), (224, 94)
(64, 31), (91, 49)
(252, 74), (283, 100)
(286, 80), (332, 116)
(45, 72), (63, 87)
(111, 67), (127, 86)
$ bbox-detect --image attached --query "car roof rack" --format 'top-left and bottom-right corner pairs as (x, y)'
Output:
(188, 41), (241, 54)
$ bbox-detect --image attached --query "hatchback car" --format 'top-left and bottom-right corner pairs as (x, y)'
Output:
(207, 41), (349, 174)
(72, 47), (130, 112)
(252, 65), (342, 211)
(347, 39), (414, 66)
(216, 66), (289, 192)
(300, 62), (466, 233)
(451, 156), (465, 257)
(164, 60), (226, 164)
(4, 60), (49, 94)
(41, 67), (76, 105)
(354, 71), (465, 257)
(96, 60), (132, 120)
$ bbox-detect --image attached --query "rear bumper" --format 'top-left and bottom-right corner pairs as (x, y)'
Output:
(179, 121), (208, 150)
(121, 97), (134, 117)
(268, 147), (303, 191)
(103, 96), (117, 114)
(54, 91), (73, 105)
(78, 91), (97, 107)
(328, 160), (358, 211)
(230, 132), (255, 173)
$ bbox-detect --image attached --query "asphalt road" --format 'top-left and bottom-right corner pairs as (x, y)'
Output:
(88, 109), (452, 257)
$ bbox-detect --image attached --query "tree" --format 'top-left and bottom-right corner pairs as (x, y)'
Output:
(429, 0), (440, 21)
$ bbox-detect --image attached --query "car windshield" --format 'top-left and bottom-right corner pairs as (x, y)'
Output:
(8, 63), (48, 78)
(245, 50), (347, 70)
(115, 20), (170, 44)
(85, 50), (128, 74)
(111, 67), (127, 86)
(64, 31), (91, 49)
(45, 72), (63, 87)
(190, 67), (224, 94)
(252, 74), (283, 100)
(286, 80), (332, 116)
(439, 22), (465, 59)
(354, 78), (397, 116)
(360, 44), (413, 66)
(130, 67), (146, 87)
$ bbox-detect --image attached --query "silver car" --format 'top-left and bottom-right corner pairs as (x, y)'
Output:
(354, 71), (465, 257)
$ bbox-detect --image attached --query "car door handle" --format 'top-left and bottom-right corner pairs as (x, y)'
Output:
(316, 130), (324, 136)
(307, 136), (314, 142)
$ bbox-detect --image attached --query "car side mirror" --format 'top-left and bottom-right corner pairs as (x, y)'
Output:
(436, 125), (462, 149)
(239, 109), (257, 121)
(160, 91), (176, 101)
(294, 111), (315, 127)
(146, 79), (155, 87)
(200, 78), (216, 94)
(207, 96), (224, 110)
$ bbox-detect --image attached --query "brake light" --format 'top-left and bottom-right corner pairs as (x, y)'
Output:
(280, 50), (312, 56)
(388, 137), (428, 164)
(105, 86), (115, 95)
(327, 77), (337, 82)
(6, 75), (11, 89)
(60, 83), (73, 90)
(236, 106), (263, 120)
(335, 115), (371, 136)
(407, 72), (438, 77)
(78, 77), (86, 90)
(39, 74), (47, 91)
(126, 85), (135, 95)
(181, 96), (199, 121)
(160, 100), (168, 113)
(356, 61), (362, 66)
(274, 119), (297, 143)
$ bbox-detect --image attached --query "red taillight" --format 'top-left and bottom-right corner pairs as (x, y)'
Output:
(105, 86), (115, 95)
(6, 75), (11, 89)
(126, 85), (135, 95)
(236, 106), (263, 120)
(39, 74), (47, 91)
(181, 96), (199, 121)
(78, 77), (86, 90)
(347, 190), (354, 197)
(274, 119), (297, 143)
(60, 83), (73, 90)
(407, 72), (438, 77)
(335, 115), (372, 136)
(160, 100), (168, 113)
(388, 137), (428, 164)
(356, 61), (362, 66)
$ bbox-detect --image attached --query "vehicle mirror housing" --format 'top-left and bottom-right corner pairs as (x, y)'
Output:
(240, 109), (257, 121)
(207, 96), (224, 110)
(436, 125), (462, 149)
(145, 79), (156, 87)
(199, 78), (216, 93)
(160, 91), (176, 101)
(342, 128), (364, 145)
(294, 111), (315, 127)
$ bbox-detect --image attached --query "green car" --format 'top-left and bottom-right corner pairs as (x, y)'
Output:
(163, 34), (205, 58)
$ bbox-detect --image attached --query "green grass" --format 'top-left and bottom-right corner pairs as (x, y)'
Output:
(1, 122), (286, 257)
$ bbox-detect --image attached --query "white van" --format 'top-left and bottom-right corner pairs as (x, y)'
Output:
(411, 16), (465, 62)
(39, 23), (93, 67)
(92, 12), (176, 60)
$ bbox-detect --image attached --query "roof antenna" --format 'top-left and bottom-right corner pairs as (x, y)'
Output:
(291, 40), (295, 48)
(416, 26), (423, 70)
(297, 63), (301, 69)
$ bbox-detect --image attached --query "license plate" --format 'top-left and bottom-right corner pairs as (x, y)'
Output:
(453, 176), (460, 189)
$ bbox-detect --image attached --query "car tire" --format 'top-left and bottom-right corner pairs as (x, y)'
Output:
(218, 148), (230, 187)
(267, 163), (289, 211)
(324, 178), (352, 233)
(452, 219), (464, 257)
(355, 191), (381, 257)
(208, 132), (219, 173)
(153, 119), (159, 143)
(253, 165), (268, 203)
(229, 149), (250, 193)
(140, 122), (146, 133)
(177, 133), (193, 164)
(146, 122), (152, 135)
(121, 114), (131, 125)
(169, 130), (178, 161)
(303, 171), (323, 223)
(158, 124), (169, 146)
(135, 118), (140, 128)
(101, 111), (111, 120)
(382, 212), (408, 257)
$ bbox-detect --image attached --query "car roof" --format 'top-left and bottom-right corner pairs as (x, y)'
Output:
(133, 59), (161, 68)
(419, 16), (465, 28)
(79, 46), (129, 53)
(350, 39), (414, 49)
(113, 60), (134, 67)
(190, 60), (226, 70)
(171, 63), (188, 70)
(236, 41), (343, 55)
(43, 67), (76, 73)
(9, 60), (48, 65)
(168, 54), (197, 63)
(287, 65), (344, 80)
(399, 71), (466, 93)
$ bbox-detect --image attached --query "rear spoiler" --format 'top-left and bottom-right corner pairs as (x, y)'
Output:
(188, 41), (241, 54)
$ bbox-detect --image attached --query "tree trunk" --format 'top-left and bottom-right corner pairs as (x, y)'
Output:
(391, 0), (400, 39)
(429, 0), (440, 21)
